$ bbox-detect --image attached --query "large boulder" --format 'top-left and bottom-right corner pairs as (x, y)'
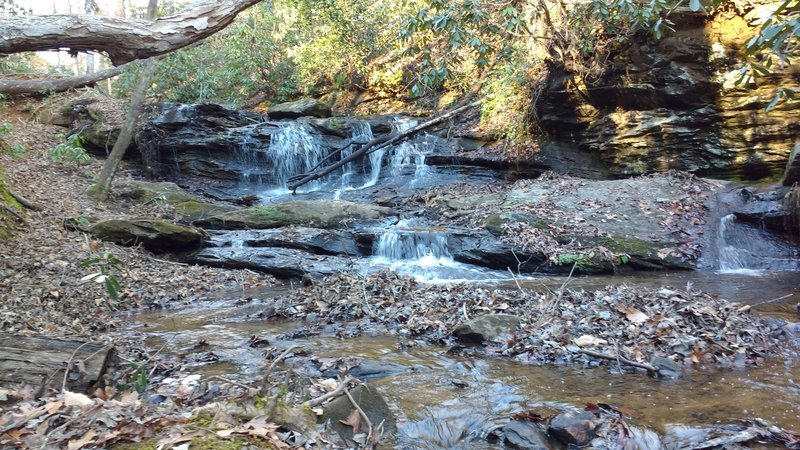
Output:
(268, 98), (332, 120)
(88, 218), (207, 251)
(195, 200), (393, 230)
(115, 180), (199, 204)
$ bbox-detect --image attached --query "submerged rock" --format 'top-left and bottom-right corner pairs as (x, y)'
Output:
(195, 200), (393, 230)
(321, 384), (396, 447)
(650, 356), (682, 380)
(547, 410), (598, 446)
(88, 218), (207, 251)
(452, 314), (521, 344)
(503, 420), (553, 450)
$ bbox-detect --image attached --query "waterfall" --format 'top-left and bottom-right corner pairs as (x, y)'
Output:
(715, 213), (799, 273)
(267, 122), (326, 190)
(359, 117), (430, 189)
(717, 214), (750, 272)
(372, 220), (452, 267)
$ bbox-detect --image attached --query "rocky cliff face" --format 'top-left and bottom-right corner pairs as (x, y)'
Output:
(537, 9), (800, 181)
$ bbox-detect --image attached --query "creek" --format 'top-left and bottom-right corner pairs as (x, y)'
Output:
(126, 107), (800, 447)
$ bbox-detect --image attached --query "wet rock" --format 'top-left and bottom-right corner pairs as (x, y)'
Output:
(482, 212), (549, 236)
(452, 314), (521, 344)
(450, 232), (550, 273)
(88, 218), (207, 251)
(503, 420), (553, 450)
(322, 360), (411, 379)
(194, 200), (393, 230)
(547, 410), (598, 446)
(321, 384), (396, 446)
(206, 228), (362, 256)
(186, 247), (350, 278)
(650, 356), (682, 380)
(268, 98), (332, 119)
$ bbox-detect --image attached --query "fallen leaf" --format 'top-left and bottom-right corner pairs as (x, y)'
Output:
(339, 409), (362, 434)
(574, 334), (608, 347)
(67, 429), (96, 450)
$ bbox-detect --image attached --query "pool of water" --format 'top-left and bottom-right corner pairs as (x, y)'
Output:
(119, 270), (800, 447)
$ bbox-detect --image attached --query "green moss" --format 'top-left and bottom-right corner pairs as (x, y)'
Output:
(0, 171), (22, 240)
(556, 252), (612, 273)
(248, 206), (291, 221)
(483, 212), (550, 236)
(176, 200), (236, 222)
(113, 437), (263, 450)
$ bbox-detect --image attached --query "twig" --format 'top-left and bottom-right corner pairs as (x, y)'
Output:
(207, 375), (254, 393)
(7, 187), (40, 210)
(344, 385), (374, 445)
(303, 376), (356, 407)
(1, 203), (26, 224)
(578, 348), (657, 372)
(506, 267), (524, 293)
(462, 301), (470, 321)
(264, 345), (299, 379)
(61, 342), (94, 392)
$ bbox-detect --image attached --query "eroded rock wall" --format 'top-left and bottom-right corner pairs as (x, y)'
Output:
(537, 9), (800, 180)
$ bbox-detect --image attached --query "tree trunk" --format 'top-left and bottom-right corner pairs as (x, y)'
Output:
(0, 0), (262, 65)
(90, 0), (159, 202)
(0, 63), (128, 95)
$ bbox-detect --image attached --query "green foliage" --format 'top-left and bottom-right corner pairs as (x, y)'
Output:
(49, 134), (91, 165)
(79, 252), (124, 302)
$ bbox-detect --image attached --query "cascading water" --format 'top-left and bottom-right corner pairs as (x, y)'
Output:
(714, 213), (799, 273)
(373, 222), (451, 263)
(358, 117), (434, 189)
(267, 122), (326, 191)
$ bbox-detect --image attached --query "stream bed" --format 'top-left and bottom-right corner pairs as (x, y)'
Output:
(120, 270), (800, 448)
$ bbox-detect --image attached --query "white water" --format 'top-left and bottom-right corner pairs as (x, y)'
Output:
(267, 122), (326, 192)
(356, 117), (432, 190)
(715, 213), (799, 274)
(368, 219), (511, 283)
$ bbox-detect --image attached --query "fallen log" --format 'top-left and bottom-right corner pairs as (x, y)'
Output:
(0, 63), (127, 95)
(287, 100), (481, 192)
(0, 333), (113, 394)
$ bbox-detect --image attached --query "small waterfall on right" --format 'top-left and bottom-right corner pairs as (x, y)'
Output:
(712, 213), (799, 273)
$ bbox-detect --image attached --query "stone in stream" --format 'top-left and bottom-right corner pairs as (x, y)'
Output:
(503, 420), (553, 450)
(452, 314), (522, 344)
(547, 410), (598, 446)
(321, 360), (413, 379)
(650, 356), (682, 380)
(206, 227), (364, 256)
(267, 98), (332, 119)
(321, 384), (396, 447)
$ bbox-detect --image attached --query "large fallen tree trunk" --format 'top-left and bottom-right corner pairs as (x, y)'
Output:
(0, 63), (128, 95)
(0, 333), (113, 393)
(287, 100), (482, 192)
(0, 0), (262, 66)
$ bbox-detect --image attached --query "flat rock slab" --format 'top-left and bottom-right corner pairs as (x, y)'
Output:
(187, 247), (351, 278)
(195, 200), (393, 230)
(0, 334), (112, 393)
(206, 228), (364, 256)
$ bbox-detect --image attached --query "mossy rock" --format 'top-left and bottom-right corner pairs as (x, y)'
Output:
(116, 180), (200, 204)
(175, 200), (237, 223)
(482, 212), (550, 236)
(555, 252), (614, 274)
(554, 235), (695, 271)
(196, 200), (393, 230)
(88, 218), (207, 251)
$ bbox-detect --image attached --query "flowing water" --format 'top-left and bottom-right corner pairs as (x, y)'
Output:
(122, 271), (800, 447)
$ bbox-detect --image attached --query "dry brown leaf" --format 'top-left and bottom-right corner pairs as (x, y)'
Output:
(67, 429), (97, 450)
(340, 408), (362, 433)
